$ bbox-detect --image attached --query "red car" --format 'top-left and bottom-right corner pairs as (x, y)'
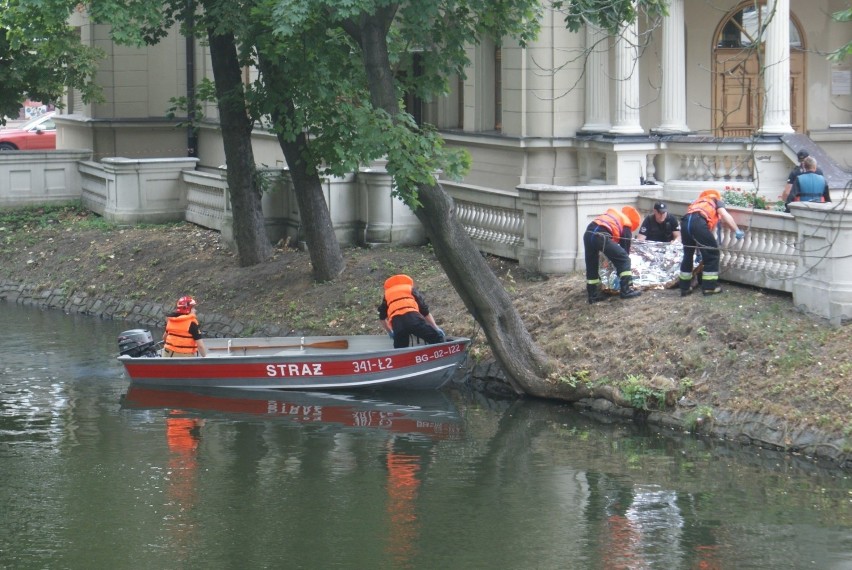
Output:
(0, 112), (56, 150)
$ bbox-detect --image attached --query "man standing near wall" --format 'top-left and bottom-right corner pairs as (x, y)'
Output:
(781, 150), (824, 203)
(785, 156), (831, 212)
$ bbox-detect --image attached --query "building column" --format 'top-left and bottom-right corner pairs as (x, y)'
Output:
(655, 0), (689, 133)
(610, 15), (643, 134)
(759, 0), (794, 134)
(581, 24), (611, 132)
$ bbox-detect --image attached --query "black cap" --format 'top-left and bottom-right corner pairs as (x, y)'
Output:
(653, 202), (667, 212)
(796, 150), (809, 160)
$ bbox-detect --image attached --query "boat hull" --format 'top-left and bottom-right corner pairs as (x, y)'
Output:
(117, 335), (470, 390)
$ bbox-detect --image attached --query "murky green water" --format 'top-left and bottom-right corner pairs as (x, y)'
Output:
(1, 302), (850, 569)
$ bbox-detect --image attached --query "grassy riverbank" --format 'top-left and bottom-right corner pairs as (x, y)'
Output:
(1, 203), (850, 464)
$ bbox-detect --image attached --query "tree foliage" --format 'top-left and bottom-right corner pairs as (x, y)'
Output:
(0, 0), (103, 122)
(551, 0), (668, 34)
(268, 0), (542, 203)
(828, 7), (852, 62)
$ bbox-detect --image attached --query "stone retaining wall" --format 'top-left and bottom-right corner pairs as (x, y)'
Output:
(0, 279), (289, 339)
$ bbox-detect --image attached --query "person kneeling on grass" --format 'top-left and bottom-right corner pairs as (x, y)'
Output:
(377, 274), (445, 348)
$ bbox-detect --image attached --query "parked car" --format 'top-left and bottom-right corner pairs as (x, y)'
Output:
(0, 112), (56, 150)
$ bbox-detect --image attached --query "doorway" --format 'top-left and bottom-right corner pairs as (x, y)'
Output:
(713, 2), (805, 136)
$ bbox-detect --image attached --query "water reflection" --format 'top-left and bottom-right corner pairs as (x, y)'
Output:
(120, 386), (462, 568)
(121, 386), (462, 440)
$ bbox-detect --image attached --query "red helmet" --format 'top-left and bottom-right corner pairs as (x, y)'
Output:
(175, 295), (197, 314)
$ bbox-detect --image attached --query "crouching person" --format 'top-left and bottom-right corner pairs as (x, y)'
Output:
(679, 190), (744, 296)
(378, 274), (445, 348)
(584, 206), (642, 304)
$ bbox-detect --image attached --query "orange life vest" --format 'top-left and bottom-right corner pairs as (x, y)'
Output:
(687, 197), (720, 230)
(384, 274), (420, 321)
(164, 313), (200, 354)
(592, 208), (630, 242)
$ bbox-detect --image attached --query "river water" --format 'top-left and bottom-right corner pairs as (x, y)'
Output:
(0, 302), (850, 569)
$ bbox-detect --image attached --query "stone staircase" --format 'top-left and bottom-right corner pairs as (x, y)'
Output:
(781, 133), (852, 191)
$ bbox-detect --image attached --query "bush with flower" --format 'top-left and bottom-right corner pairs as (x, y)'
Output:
(722, 186), (785, 212)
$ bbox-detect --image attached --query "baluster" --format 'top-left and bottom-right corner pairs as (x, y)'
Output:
(496, 209), (506, 243)
(477, 206), (488, 240)
(512, 211), (524, 245)
(685, 154), (697, 180)
(753, 229), (767, 272)
(722, 155), (734, 180)
(707, 155), (719, 181)
(484, 208), (496, 242)
(732, 155), (743, 181)
(734, 229), (747, 270)
(721, 229), (735, 270)
(739, 155), (752, 181)
(744, 230), (758, 271)
(697, 155), (708, 181)
(783, 237), (798, 280)
(501, 210), (513, 244)
(783, 231), (796, 280)
(469, 205), (482, 239)
(496, 210), (508, 243)
(765, 230), (782, 277)
(457, 201), (472, 235)
(646, 154), (657, 182)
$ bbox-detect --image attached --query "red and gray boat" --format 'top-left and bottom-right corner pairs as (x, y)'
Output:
(117, 330), (471, 390)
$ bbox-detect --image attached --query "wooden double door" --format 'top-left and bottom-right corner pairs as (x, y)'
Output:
(713, 47), (805, 136)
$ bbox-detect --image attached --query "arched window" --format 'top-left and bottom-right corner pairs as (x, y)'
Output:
(716, 4), (802, 49)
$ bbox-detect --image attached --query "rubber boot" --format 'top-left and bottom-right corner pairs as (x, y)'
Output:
(619, 276), (641, 299)
(702, 285), (723, 296)
(587, 284), (604, 304)
(679, 279), (693, 297)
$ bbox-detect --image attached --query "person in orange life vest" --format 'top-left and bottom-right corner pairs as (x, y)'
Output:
(377, 274), (445, 348)
(679, 190), (744, 297)
(785, 156), (830, 212)
(162, 295), (208, 357)
(584, 206), (642, 304)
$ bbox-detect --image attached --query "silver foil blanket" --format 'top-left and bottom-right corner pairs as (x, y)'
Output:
(599, 240), (684, 291)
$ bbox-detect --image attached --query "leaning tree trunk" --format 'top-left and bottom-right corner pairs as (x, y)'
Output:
(206, 25), (272, 267)
(413, 182), (554, 393)
(343, 7), (555, 394)
(256, 52), (345, 282)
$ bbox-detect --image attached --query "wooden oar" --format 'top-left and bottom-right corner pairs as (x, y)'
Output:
(209, 339), (349, 351)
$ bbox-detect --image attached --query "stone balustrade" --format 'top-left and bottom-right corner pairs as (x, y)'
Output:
(442, 182), (524, 260)
(80, 156), (199, 223)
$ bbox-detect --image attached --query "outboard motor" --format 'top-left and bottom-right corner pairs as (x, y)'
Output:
(118, 329), (159, 357)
